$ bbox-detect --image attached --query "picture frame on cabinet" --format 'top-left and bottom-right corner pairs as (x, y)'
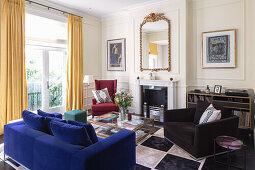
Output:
(214, 85), (222, 94)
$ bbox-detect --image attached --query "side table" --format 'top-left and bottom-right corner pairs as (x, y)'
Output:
(214, 136), (246, 170)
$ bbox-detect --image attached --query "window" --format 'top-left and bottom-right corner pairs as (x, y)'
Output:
(25, 13), (67, 113)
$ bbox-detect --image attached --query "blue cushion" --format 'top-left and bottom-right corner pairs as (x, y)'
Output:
(50, 121), (92, 147)
(22, 110), (46, 132)
(68, 120), (98, 144)
(38, 109), (62, 119)
(45, 117), (66, 135)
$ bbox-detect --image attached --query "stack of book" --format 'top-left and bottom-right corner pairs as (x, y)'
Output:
(233, 110), (250, 128)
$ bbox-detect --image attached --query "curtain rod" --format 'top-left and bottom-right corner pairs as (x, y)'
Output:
(25, 0), (83, 18)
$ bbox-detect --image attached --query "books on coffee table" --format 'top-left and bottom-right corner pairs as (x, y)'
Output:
(98, 113), (119, 122)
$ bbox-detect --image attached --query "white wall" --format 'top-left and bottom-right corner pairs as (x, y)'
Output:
(101, 0), (188, 111)
(187, 0), (255, 92)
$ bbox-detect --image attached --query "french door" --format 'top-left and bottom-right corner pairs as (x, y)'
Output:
(26, 45), (66, 113)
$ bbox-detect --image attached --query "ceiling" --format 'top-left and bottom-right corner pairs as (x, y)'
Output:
(45, 0), (169, 18)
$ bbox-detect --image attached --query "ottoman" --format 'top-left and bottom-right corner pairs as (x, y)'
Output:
(64, 110), (87, 123)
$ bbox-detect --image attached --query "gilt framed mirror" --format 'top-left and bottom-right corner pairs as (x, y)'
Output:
(140, 13), (170, 72)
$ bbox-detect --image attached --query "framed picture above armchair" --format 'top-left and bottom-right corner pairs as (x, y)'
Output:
(107, 38), (126, 71)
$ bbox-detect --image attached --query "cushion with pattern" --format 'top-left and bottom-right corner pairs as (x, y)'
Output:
(199, 104), (221, 124)
(92, 88), (112, 104)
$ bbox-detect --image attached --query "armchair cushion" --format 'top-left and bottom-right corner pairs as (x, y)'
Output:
(194, 100), (233, 124)
(164, 122), (195, 146)
(194, 100), (210, 124)
(199, 104), (221, 124)
(91, 102), (118, 112)
(92, 88), (112, 104)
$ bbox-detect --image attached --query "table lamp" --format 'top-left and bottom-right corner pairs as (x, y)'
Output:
(83, 75), (94, 115)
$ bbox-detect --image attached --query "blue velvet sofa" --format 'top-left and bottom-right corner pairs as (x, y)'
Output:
(4, 121), (136, 170)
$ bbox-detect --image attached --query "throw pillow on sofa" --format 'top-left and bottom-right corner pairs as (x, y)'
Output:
(199, 104), (221, 124)
(45, 117), (66, 135)
(22, 110), (46, 132)
(68, 120), (98, 144)
(38, 109), (62, 119)
(50, 121), (92, 147)
(92, 88), (112, 104)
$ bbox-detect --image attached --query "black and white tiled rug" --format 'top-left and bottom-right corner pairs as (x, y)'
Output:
(133, 128), (205, 170)
(0, 128), (205, 170)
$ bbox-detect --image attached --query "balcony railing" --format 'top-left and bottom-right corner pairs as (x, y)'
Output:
(28, 92), (42, 111)
(27, 83), (62, 111)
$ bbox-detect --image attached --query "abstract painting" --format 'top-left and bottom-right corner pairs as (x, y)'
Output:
(202, 29), (236, 68)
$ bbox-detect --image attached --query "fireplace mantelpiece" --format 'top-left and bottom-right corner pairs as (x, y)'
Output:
(136, 79), (177, 115)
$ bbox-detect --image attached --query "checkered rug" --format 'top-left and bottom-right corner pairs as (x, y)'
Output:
(0, 127), (205, 170)
(134, 127), (205, 170)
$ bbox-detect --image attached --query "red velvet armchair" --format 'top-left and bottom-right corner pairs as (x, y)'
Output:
(91, 80), (119, 117)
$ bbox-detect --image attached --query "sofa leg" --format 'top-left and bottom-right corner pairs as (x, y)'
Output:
(3, 153), (6, 161)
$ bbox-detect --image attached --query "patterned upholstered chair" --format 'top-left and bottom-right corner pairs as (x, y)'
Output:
(91, 80), (119, 117)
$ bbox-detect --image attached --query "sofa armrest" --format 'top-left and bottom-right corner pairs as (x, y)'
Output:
(194, 116), (239, 156)
(70, 129), (136, 170)
(164, 108), (196, 122)
(92, 98), (97, 105)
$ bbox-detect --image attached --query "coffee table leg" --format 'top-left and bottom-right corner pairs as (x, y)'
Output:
(151, 120), (155, 133)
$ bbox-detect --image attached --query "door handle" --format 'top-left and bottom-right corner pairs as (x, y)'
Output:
(47, 81), (49, 89)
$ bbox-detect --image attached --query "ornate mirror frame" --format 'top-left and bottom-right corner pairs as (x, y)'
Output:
(140, 13), (171, 72)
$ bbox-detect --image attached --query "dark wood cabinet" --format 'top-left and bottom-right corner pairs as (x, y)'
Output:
(187, 91), (253, 131)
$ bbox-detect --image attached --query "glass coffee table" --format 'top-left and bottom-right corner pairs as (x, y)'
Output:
(88, 112), (155, 143)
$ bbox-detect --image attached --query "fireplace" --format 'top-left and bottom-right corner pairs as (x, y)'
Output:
(136, 79), (177, 122)
(142, 86), (167, 121)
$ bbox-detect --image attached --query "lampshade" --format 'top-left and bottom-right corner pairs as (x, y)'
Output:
(83, 75), (94, 84)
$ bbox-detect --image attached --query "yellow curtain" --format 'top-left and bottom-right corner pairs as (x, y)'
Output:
(0, 0), (28, 134)
(149, 42), (158, 55)
(66, 14), (84, 111)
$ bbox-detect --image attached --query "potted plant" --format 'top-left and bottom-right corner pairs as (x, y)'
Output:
(114, 91), (133, 120)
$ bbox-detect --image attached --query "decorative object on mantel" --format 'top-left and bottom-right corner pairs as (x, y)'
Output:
(214, 85), (222, 94)
(107, 38), (126, 71)
(114, 91), (133, 121)
(143, 72), (155, 80)
(201, 29), (236, 68)
(205, 85), (210, 94)
(83, 75), (94, 115)
(140, 13), (171, 72)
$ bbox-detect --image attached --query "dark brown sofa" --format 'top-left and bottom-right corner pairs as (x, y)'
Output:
(164, 100), (239, 158)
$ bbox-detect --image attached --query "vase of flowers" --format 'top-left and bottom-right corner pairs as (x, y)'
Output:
(114, 91), (133, 121)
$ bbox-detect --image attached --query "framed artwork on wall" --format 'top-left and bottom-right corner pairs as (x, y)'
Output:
(107, 38), (126, 71)
(201, 29), (236, 68)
